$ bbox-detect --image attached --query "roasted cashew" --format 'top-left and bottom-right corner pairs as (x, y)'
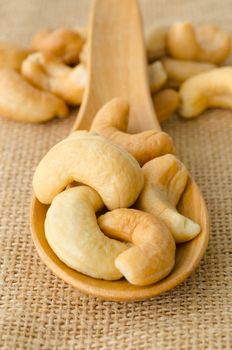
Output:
(148, 61), (167, 93)
(136, 154), (201, 243)
(30, 28), (84, 65)
(152, 89), (180, 122)
(145, 26), (168, 62)
(98, 208), (175, 286)
(162, 57), (216, 85)
(45, 186), (127, 280)
(0, 69), (68, 123)
(33, 130), (144, 209)
(22, 52), (87, 105)
(0, 42), (30, 71)
(167, 22), (231, 64)
(90, 98), (174, 166)
(179, 67), (232, 118)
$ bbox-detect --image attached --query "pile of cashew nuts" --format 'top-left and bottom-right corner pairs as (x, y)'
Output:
(33, 98), (201, 286)
(0, 21), (231, 123)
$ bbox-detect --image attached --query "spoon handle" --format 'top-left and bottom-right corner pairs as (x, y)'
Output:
(72, 0), (161, 133)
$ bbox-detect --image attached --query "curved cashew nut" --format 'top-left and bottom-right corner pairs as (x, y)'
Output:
(0, 69), (68, 123)
(179, 67), (232, 118)
(45, 186), (127, 280)
(152, 89), (180, 122)
(0, 42), (30, 71)
(162, 57), (216, 85)
(33, 130), (144, 209)
(98, 208), (175, 286)
(90, 98), (174, 166)
(148, 61), (167, 93)
(30, 28), (84, 65)
(145, 26), (168, 62)
(167, 22), (231, 64)
(136, 154), (201, 243)
(22, 52), (87, 105)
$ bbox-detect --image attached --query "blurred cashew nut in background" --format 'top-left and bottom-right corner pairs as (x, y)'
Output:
(0, 42), (30, 71)
(22, 52), (87, 105)
(98, 208), (176, 286)
(136, 154), (201, 243)
(152, 89), (180, 122)
(0, 69), (68, 123)
(90, 97), (174, 166)
(179, 67), (232, 118)
(161, 57), (216, 86)
(167, 22), (231, 64)
(30, 28), (84, 65)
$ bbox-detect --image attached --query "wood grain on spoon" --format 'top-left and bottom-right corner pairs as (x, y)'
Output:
(31, 0), (209, 301)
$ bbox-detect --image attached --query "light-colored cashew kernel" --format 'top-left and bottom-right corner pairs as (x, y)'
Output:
(136, 154), (201, 243)
(0, 42), (30, 71)
(0, 69), (68, 123)
(152, 89), (180, 122)
(45, 186), (127, 280)
(167, 22), (231, 64)
(162, 57), (216, 85)
(179, 67), (232, 118)
(30, 28), (84, 65)
(148, 61), (167, 93)
(145, 26), (168, 62)
(98, 208), (175, 286)
(22, 52), (87, 105)
(33, 130), (144, 209)
(90, 97), (174, 166)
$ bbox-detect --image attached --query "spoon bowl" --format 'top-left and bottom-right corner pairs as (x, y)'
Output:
(31, 0), (209, 301)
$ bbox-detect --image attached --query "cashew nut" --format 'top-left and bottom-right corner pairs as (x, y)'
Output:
(0, 69), (68, 123)
(167, 22), (231, 64)
(98, 208), (175, 286)
(179, 67), (232, 118)
(22, 52), (87, 105)
(148, 61), (167, 93)
(162, 57), (216, 85)
(30, 28), (84, 65)
(136, 154), (201, 243)
(145, 26), (168, 62)
(33, 130), (144, 209)
(152, 89), (180, 122)
(90, 98), (174, 166)
(45, 186), (127, 280)
(0, 42), (30, 71)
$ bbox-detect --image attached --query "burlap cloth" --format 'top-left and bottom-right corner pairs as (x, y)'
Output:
(0, 0), (232, 349)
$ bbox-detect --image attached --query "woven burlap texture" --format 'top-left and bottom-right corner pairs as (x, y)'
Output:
(0, 1), (232, 349)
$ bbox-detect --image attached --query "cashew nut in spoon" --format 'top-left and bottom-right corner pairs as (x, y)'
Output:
(136, 154), (201, 243)
(167, 22), (231, 64)
(45, 186), (128, 280)
(0, 42), (30, 71)
(30, 28), (84, 65)
(90, 97), (174, 166)
(145, 25), (168, 62)
(33, 130), (144, 209)
(152, 89), (180, 122)
(98, 208), (176, 286)
(161, 57), (216, 86)
(22, 52), (87, 105)
(0, 68), (68, 123)
(179, 67), (232, 118)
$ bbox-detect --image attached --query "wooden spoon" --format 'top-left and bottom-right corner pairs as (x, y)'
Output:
(31, 0), (209, 301)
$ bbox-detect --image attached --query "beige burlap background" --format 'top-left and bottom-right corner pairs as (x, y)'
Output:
(0, 1), (232, 349)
